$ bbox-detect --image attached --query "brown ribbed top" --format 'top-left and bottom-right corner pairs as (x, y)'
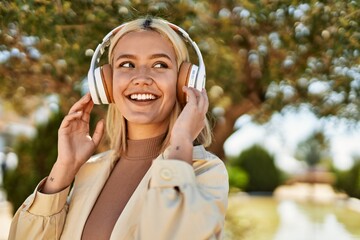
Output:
(81, 134), (165, 240)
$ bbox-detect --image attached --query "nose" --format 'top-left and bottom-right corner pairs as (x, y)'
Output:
(131, 66), (153, 86)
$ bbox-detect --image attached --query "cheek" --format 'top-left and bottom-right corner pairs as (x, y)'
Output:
(112, 72), (127, 92)
(168, 77), (178, 92)
(162, 87), (177, 116)
(168, 71), (179, 90)
(112, 84), (126, 105)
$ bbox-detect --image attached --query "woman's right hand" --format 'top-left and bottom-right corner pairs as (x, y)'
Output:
(57, 93), (104, 172)
(42, 93), (104, 194)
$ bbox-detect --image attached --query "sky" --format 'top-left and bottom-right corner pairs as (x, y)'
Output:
(224, 105), (360, 172)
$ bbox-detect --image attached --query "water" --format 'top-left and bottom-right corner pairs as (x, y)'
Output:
(224, 194), (360, 240)
(274, 200), (357, 240)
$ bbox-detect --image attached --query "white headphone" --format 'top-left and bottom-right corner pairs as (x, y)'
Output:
(87, 19), (206, 106)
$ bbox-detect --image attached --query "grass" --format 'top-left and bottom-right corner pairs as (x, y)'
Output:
(224, 193), (280, 240)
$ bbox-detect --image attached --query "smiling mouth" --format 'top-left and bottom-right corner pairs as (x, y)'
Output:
(128, 93), (159, 101)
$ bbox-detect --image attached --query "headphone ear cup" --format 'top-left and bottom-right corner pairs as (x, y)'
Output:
(177, 62), (192, 107)
(100, 64), (114, 103)
(88, 67), (100, 104)
(92, 64), (113, 104)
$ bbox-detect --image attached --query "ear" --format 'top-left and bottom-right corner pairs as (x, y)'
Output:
(177, 62), (192, 107)
(100, 64), (114, 103)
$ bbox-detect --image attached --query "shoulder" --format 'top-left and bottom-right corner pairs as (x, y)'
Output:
(192, 145), (228, 177)
(193, 145), (224, 165)
(193, 145), (219, 160)
(191, 146), (229, 196)
(159, 145), (227, 178)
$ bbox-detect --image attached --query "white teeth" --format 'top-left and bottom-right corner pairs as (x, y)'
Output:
(130, 94), (156, 100)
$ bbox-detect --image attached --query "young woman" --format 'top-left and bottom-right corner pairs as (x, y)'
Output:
(9, 17), (228, 240)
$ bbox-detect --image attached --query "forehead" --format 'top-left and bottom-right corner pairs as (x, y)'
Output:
(112, 30), (176, 59)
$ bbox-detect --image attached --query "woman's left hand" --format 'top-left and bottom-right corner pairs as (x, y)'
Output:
(172, 86), (209, 141)
(169, 86), (208, 163)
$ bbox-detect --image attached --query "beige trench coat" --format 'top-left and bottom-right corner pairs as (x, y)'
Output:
(9, 145), (229, 240)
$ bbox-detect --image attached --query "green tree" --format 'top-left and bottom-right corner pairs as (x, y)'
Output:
(295, 131), (328, 168)
(232, 145), (281, 192)
(335, 158), (360, 199)
(226, 165), (248, 191)
(3, 111), (64, 211)
(1, 0), (359, 160)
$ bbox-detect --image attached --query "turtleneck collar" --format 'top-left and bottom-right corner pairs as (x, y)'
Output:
(124, 133), (166, 161)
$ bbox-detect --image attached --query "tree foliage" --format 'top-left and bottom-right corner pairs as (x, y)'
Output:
(335, 158), (360, 199)
(226, 165), (248, 191)
(1, 0), (359, 159)
(3, 111), (64, 211)
(295, 130), (328, 168)
(232, 145), (282, 192)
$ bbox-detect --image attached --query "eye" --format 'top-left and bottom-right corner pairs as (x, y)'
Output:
(120, 62), (135, 68)
(153, 62), (168, 68)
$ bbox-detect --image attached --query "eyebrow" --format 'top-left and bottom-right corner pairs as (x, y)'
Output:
(149, 53), (172, 61)
(115, 54), (136, 61)
(115, 53), (172, 62)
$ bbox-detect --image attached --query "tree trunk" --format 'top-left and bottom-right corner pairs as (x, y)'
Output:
(208, 100), (257, 161)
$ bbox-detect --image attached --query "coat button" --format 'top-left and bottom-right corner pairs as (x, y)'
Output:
(160, 168), (172, 180)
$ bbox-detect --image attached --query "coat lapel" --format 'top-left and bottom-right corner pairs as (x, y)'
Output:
(61, 151), (118, 240)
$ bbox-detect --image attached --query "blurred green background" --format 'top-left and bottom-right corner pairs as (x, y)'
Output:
(1, 0), (360, 239)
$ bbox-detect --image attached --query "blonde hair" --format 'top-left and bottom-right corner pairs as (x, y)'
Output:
(106, 17), (212, 156)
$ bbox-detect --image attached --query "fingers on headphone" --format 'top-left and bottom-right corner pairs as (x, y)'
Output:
(61, 111), (83, 129)
(183, 87), (208, 117)
(183, 86), (203, 99)
(198, 89), (208, 114)
(61, 94), (93, 128)
(182, 86), (196, 104)
(68, 94), (92, 115)
(192, 89), (207, 117)
(92, 120), (105, 146)
(81, 99), (95, 122)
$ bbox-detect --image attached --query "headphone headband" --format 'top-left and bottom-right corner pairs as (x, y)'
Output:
(88, 19), (206, 105)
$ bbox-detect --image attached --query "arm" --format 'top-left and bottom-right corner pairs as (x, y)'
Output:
(168, 87), (208, 164)
(8, 178), (70, 240)
(9, 93), (104, 240)
(139, 155), (229, 240)
(43, 93), (104, 194)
